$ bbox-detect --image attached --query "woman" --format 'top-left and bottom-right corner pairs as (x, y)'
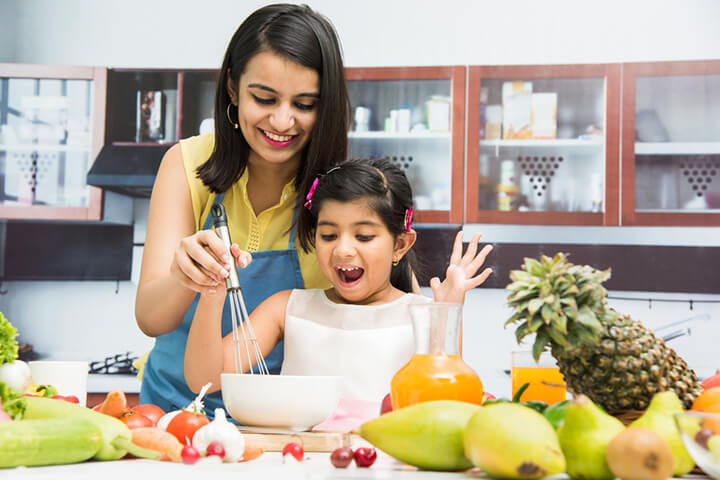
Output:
(135, 3), (351, 413)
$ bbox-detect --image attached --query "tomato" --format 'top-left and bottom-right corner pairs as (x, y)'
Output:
(131, 404), (165, 427)
(165, 411), (209, 444)
(119, 410), (154, 429)
(51, 395), (79, 403)
(702, 370), (720, 390)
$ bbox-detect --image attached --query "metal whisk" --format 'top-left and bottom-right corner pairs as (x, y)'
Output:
(211, 204), (269, 375)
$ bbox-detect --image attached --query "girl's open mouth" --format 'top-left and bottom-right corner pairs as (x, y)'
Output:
(260, 128), (297, 147)
(336, 266), (364, 286)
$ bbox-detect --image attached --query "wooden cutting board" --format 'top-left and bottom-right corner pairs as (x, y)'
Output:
(237, 427), (353, 452)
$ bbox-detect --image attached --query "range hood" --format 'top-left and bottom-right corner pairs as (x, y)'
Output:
(87, 144), (171, 197)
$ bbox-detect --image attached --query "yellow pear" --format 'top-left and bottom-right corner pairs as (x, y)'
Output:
(358, 400), (480, 471)
(630, 391), (694, 475)
(464, 402), (566, 479)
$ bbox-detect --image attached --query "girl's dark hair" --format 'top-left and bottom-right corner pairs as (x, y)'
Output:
(198, 3), (350, 249)
(299, 157), (419, 293)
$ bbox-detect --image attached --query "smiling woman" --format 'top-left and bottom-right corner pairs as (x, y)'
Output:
(133, 3), (351, 415)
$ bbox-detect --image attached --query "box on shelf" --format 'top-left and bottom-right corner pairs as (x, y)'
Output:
(502, 81), (533, 139)
(531, 92), (557, 139)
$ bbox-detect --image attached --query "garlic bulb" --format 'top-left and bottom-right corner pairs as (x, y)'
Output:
(192, 408), (245, 462)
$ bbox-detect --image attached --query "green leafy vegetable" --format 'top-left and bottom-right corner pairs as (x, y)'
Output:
(0, 312), (19, 365)
(0, 380), (27, 420)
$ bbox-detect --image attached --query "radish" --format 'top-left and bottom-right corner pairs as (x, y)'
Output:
(0, 360), (32, 394)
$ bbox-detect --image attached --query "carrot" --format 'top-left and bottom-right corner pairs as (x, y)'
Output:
(130, 427), (183, 462)
(98, 390), (129, 418)
(240, 439), (264, 462)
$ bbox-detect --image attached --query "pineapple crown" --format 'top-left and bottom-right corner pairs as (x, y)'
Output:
(505, 253), (616, 361)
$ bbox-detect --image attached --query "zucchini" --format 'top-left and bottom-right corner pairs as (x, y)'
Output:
(0, 418), (101, 467)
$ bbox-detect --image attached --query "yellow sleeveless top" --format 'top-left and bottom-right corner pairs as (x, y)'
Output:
(179, 133), (329, 290)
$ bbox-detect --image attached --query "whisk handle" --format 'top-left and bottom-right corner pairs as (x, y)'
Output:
(210, 203), (241, 291)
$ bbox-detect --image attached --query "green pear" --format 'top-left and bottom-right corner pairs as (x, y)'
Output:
(557, 394), (625, 480)
(630, 391), (695, 475)
(464, 403), (566, 479)
(358, 400), (480, 471)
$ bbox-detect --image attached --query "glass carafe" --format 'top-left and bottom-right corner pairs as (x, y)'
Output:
(390, 303), (484, 409)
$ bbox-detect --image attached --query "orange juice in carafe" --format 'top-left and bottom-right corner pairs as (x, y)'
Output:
(390, 303), (484, 409)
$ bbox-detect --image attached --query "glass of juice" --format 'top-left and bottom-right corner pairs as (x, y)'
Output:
(511, 350), (567, 405)
(390, 303), (484, 409)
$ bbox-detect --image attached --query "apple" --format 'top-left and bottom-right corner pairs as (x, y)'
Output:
(380, 393), (393, 415)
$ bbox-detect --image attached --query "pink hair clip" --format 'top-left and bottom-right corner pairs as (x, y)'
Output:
(304, 177), (320, 210)
(404, 207), (414, 232)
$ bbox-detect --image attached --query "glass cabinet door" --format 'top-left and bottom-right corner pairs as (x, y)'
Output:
(466, 64), (620, 225)
(622, 61), (720, 226)
(346, 67), (465, 223)
(0, 64), (106, 220)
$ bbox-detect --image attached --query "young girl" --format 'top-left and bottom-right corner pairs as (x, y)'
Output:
(184, 158), (493, 403)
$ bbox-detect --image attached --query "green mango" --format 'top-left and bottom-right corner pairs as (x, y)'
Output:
(465, 402), (566, 479)
(358, 400), (480, 471)
(630, 391), (695, 475)
(557, 395), (625, 480)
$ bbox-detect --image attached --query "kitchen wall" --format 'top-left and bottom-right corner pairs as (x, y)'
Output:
(1, 0), (719, 387)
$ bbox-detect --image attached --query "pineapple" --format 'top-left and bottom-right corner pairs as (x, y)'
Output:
(505, 253), (702, 411)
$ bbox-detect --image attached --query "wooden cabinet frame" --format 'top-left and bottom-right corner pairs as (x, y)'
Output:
(621, 60), (720, 226)
(0, 64), (106, 220)
(466, 64), (621, 225)
(345, 66), (466, 224)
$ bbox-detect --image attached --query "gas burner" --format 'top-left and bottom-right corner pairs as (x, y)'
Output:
(89, 352), (139, 375)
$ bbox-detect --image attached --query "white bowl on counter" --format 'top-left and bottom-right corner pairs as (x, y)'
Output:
(221, 373), (342, 431)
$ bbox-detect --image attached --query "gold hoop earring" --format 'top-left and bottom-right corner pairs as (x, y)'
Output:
(226, 104), (239, 130)
(392, 258), (399, 267)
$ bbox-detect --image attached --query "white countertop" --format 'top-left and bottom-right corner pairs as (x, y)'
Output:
(87, 374), (141, 394)
(1, 450), (477, 480)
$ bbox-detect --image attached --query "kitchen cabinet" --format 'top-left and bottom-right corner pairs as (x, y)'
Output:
(465, 64), (621, 225)
(346, 67), (466, 223)
(0, 63), (106, 220)
(621, 60), (720, 226)
(89, 68), (218, 197)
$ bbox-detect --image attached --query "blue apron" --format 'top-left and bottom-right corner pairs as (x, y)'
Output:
(139, 192), (305, 414)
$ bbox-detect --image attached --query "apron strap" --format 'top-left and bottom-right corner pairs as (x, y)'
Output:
(287, 208), (298, 251)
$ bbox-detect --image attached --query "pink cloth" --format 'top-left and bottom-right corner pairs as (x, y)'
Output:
(312, 397), (381, 432)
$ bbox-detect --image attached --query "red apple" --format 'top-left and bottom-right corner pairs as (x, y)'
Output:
(380, 393), (393, 415)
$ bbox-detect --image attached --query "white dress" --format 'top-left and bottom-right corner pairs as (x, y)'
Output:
(280, 289), (432, 402)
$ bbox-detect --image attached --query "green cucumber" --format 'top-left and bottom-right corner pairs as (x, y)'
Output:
(23, 396), (159, 461)
(0, 418), (101, 467)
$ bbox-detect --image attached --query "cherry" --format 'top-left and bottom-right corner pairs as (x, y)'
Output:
(330, 447), (354, 468)
(695, 428), (715, 449)
(206, 441), (226, 459)
(181, 445), (201, 464)
(353, 447), (377, 467)
(380, 393), (393, 415)
(282, 442), (304, 462)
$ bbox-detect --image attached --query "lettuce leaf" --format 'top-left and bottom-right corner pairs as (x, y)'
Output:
(0, 312), (18, 365)
(0, 380), (26, 420)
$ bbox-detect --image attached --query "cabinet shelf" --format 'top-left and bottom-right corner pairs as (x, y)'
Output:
(634, 142), (720, 155)
(348, 131), (451, 140)
(0, 144), (91, 152)
(479, 138), (603, 148)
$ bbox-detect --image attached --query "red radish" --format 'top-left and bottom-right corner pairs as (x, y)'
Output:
(206, 441), (226, 459)
(353, 447), (377, 467)
(282, 442), (304, 462)
(181, 445), (201, 464)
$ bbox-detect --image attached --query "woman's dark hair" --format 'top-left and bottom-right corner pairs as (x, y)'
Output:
(299, 157), (419, 293)
(198, 3), (350, 249)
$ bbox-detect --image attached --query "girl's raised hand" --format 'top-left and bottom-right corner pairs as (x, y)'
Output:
(429, 231), (493, 304)
(170, 230), (252, 295)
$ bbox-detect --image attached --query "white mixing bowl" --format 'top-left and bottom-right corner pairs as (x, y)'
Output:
(221, 373), (342, 431)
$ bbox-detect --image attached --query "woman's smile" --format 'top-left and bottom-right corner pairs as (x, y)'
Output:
(259, 128), (298, 147)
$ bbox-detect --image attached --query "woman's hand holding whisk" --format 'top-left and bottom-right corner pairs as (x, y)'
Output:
(430, 231), (493, 304)
(170, 230), (253, 295)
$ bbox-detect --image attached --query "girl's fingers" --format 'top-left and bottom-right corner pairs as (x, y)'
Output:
(462, 233), (482, 265)
(449, 231), (464, 266)
(467, 244), (493, 275)
(175, 251), (219, 287)
(230, 244), (253, 268)
(467, 267), (493, 289)
(186, 235), (231, 281)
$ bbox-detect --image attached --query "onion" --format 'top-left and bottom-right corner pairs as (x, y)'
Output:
(157, 410), (181, 431)
(0, 360), (32, 394)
